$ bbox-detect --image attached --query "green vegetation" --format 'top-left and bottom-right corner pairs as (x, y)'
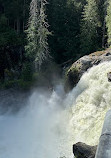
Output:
(0, 0), (111, 89)
(106, 0), (111, 46)
(25, 0), (50, 68)
(80, 0), (101, 54)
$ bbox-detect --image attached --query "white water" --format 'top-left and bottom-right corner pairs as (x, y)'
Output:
(0, 62), (111, 158)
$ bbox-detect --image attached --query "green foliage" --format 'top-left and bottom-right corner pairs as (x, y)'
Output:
(18, 79), (33, 90)
(2, 80), (18, 89)
(0, 0), (31, 80)
(106, 0), (111, 46)
(4, 69), (15, 80)
(21, 62), (33, 81)
(2, 0), (31, 23)
(0, 79), (33, 90)
(1, 0), (111, 89)
(0, 14), (7, 25)
(80, 0), (101, 54)
(0, 14), (24, 47)
(0, 62), (34, 90)
(47, 0), (86, 63)
(25, 0), (50, 68)
(0, 28), (24, 47)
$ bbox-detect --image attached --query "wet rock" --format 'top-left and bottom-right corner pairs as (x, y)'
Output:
(64, 68), (80, 92)
(107, 72), (111, 82)
(65, 49), (111, 91)
(105, 52), (111, 56)
(73, 142), (97, 158)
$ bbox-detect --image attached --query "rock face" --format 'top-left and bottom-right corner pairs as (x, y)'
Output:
(73, 142), (97, 158)
(65, 49), (111, 91)
(107, 72), (111, 82)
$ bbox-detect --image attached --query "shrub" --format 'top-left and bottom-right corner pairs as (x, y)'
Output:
(21, 62), (33, 81)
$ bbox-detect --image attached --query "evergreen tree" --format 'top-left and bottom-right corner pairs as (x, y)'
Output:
(96, 0), (107, 48)
(0, 0), (31, 80)
(25, 0), (50, 68)
(47, 0), (86, 63)
(80, 0), (101, 54)
(106, 0), (111, 47)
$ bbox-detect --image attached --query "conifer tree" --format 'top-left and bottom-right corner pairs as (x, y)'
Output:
(80, 0), (101, 54)
(106, 0), (111, 47)
(96, 0), (107, 48)
(25, 0), (50, 68)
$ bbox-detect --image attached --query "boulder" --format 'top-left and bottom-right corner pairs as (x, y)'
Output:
(73, 142), (97, 158)
(65, 49), (111, 91)
(107, 72), (111, 82)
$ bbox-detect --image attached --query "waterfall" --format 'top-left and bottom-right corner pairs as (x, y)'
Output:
(0, 62), (111, 158)
(66, 61), (111, 146)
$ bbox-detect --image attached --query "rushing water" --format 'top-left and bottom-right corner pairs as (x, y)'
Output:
(0, 62), (111, 158)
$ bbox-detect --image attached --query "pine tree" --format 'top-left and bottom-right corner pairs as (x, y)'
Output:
(96, 0), (107, 48)
(106, 0), (111, 47)
(47, 0), (86, 63)
(25, 0), (50, 68)
(80, 0), (101, 54)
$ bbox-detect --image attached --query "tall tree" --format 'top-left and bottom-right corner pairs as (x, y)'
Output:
(96, 0), (107, 48)
(2, 0), (30, 33)
(106, 0), (111, 47)
(25, 0), (50, 68)
(47, 0), (86, 64)
(80, 0), (101, 54)
(0, 0), (31, 80)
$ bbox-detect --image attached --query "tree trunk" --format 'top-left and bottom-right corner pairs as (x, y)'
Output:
(14, 20), (16, 30)
(23, 0), (26, 31)
(17, 18), (20, 34)
(102, 20), (106, 48)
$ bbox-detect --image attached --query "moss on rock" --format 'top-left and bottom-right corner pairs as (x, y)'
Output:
(64, 49), (111, 92)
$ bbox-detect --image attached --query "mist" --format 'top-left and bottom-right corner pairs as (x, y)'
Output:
(1, 62), (111, 158)
(0, 84), (73, 158)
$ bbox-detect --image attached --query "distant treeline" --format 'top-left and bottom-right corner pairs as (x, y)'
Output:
(0, 0), (111, 84)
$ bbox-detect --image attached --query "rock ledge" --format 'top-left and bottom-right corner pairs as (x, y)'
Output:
(65, 49), (111, 91)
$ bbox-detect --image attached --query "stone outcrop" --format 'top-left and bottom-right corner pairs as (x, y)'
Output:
(73, 142), (97, 158)
(107, 72), (111, 82)
(65, 49), (111, 91)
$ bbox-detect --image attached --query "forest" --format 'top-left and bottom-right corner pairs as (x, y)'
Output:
(0, 0), (111, 89)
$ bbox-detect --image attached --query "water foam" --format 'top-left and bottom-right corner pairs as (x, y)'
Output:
(0, 62), (111, 158)
(67, 61), (111, 145)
